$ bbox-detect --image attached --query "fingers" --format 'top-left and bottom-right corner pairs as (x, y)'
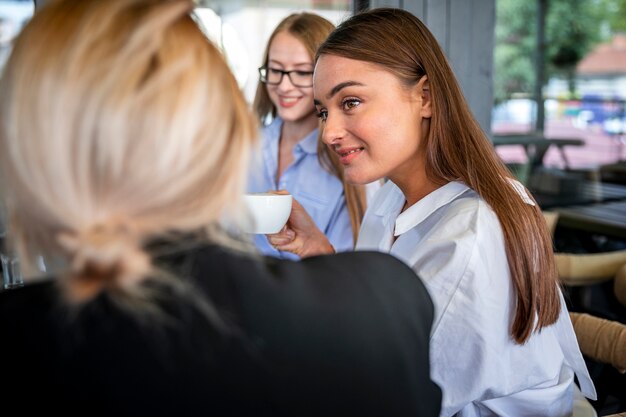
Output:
(272, 240), (301, 253)
(268, 189), (290, 196)
(263, 197), (330, 258)
(268, 235), (293, 247)
(266, 226), (295, 247)
(268, 228), (303, 255)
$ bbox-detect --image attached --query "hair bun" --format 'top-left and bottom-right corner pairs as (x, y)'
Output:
(57, 222), (150, 302)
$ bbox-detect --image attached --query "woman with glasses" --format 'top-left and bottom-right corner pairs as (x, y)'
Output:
(249, 12), (368, 259)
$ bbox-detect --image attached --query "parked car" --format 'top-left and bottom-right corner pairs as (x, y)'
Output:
(603, 117), (626, 136)
(580, 94), (625, 125)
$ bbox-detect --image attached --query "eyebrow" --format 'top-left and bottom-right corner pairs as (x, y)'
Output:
(268, 59), (313, 68)
(313, 81), (366, 106)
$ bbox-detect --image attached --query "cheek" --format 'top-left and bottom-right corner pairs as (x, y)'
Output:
(347, 106), (384, 139)
(351, 111), (405, 150)
(365, 116), (423, 169)
(267, 87), (278, 102)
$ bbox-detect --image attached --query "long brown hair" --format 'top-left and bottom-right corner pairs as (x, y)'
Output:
(317, 8), (560, 344)
(253, 12), (366, 243)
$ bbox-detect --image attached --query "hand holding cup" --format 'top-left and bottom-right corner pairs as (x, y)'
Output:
(266, 196), (335, 258)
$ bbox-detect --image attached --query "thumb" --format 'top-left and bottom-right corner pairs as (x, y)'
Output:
(270, 189), (290, 196)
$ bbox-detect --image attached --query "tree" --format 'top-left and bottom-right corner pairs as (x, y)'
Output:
(596, 0), (626, 34)
(494, 0), (536, 104)
(494, 0), (609, 104)
(545, 0), (602, 96)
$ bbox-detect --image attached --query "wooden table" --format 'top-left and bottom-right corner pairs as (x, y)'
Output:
(492, 134), (584, 169)
(555, 200), (626, 239)
(531, 181), (626, 209)
(529, 176), (626, 240)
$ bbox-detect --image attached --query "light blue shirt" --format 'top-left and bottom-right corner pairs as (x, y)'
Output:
(247, 117), (353, 259)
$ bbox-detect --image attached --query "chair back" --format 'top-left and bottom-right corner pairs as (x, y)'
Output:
(570, 312), (626, 373)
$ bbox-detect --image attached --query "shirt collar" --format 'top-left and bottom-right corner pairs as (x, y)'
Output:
(394, 181), (472, 236)
(263, 117), (319, 155)
(263, 117), (283, 148)
(297, 127), (319, 155)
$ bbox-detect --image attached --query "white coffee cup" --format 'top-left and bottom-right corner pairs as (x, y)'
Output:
(243, 193), (293, 234)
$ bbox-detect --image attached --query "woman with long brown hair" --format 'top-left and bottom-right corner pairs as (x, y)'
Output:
(249, 12), (367, 259)
(269, 7), (596, 416)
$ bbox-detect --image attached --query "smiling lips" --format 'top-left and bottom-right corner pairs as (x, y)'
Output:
(336, 146), (365, 164)
(279, 96), (301, 108)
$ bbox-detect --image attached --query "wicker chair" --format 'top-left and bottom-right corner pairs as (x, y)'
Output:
(571, 312), (626, 417)
(543, 212), (626, 416)
(570, 312), (626, 373)
(543, 211), (626, 309)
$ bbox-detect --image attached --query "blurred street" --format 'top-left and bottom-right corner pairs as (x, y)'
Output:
(493, 118), (626, 169)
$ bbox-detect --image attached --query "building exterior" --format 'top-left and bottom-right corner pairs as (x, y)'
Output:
(576, 33), (626, 100)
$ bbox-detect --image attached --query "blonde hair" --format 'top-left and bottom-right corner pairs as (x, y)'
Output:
(253, 12), (366, 243)
(318, 8), (560, 344)
(0, 0), (256, 305)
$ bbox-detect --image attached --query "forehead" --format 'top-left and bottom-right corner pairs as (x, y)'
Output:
(314, 54), (393, 81)
(268, 31), (311, 63)
(313, 55), (400, 97)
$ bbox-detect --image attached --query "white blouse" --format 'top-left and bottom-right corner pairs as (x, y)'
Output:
(356, 180), (596, 417)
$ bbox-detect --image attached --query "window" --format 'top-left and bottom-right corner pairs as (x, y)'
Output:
(0, 0), (34, 71)
(194, 0), (353, 102)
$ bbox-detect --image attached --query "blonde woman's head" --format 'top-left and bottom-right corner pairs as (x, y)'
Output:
(0, 0), (256, 303)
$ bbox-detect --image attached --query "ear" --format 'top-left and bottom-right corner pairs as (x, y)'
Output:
(418, 76), (432, 118)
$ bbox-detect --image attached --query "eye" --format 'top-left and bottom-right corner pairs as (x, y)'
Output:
(268, 68), (283, 75)
(342, 98), (361, 111)
(316, 108), (328, 122)
(295, 71), (313, 76)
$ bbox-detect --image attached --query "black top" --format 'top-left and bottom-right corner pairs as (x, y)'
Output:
(0, 244), (441, 416)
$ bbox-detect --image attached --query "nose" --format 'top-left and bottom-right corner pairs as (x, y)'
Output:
(321, 113), (344, 146)
(276, 73), (295, 91)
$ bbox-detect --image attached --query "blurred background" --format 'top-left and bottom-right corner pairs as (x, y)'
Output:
(5, 0), (625, 168)
(2, 2), (626, 235)
(494, 0), (626, 169)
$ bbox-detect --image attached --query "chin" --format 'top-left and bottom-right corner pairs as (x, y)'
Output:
(277, 109), (309, 122)
(344, 168), (379, 186)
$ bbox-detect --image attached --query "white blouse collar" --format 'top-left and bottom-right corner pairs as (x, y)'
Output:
(393, 181), (471, 236)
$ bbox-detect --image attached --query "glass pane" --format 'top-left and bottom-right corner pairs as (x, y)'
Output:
(195, 0), (353, 102)
(0, 0), (34, 72)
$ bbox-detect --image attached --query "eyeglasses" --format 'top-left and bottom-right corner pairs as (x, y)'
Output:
(258, 66), (313, 88)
